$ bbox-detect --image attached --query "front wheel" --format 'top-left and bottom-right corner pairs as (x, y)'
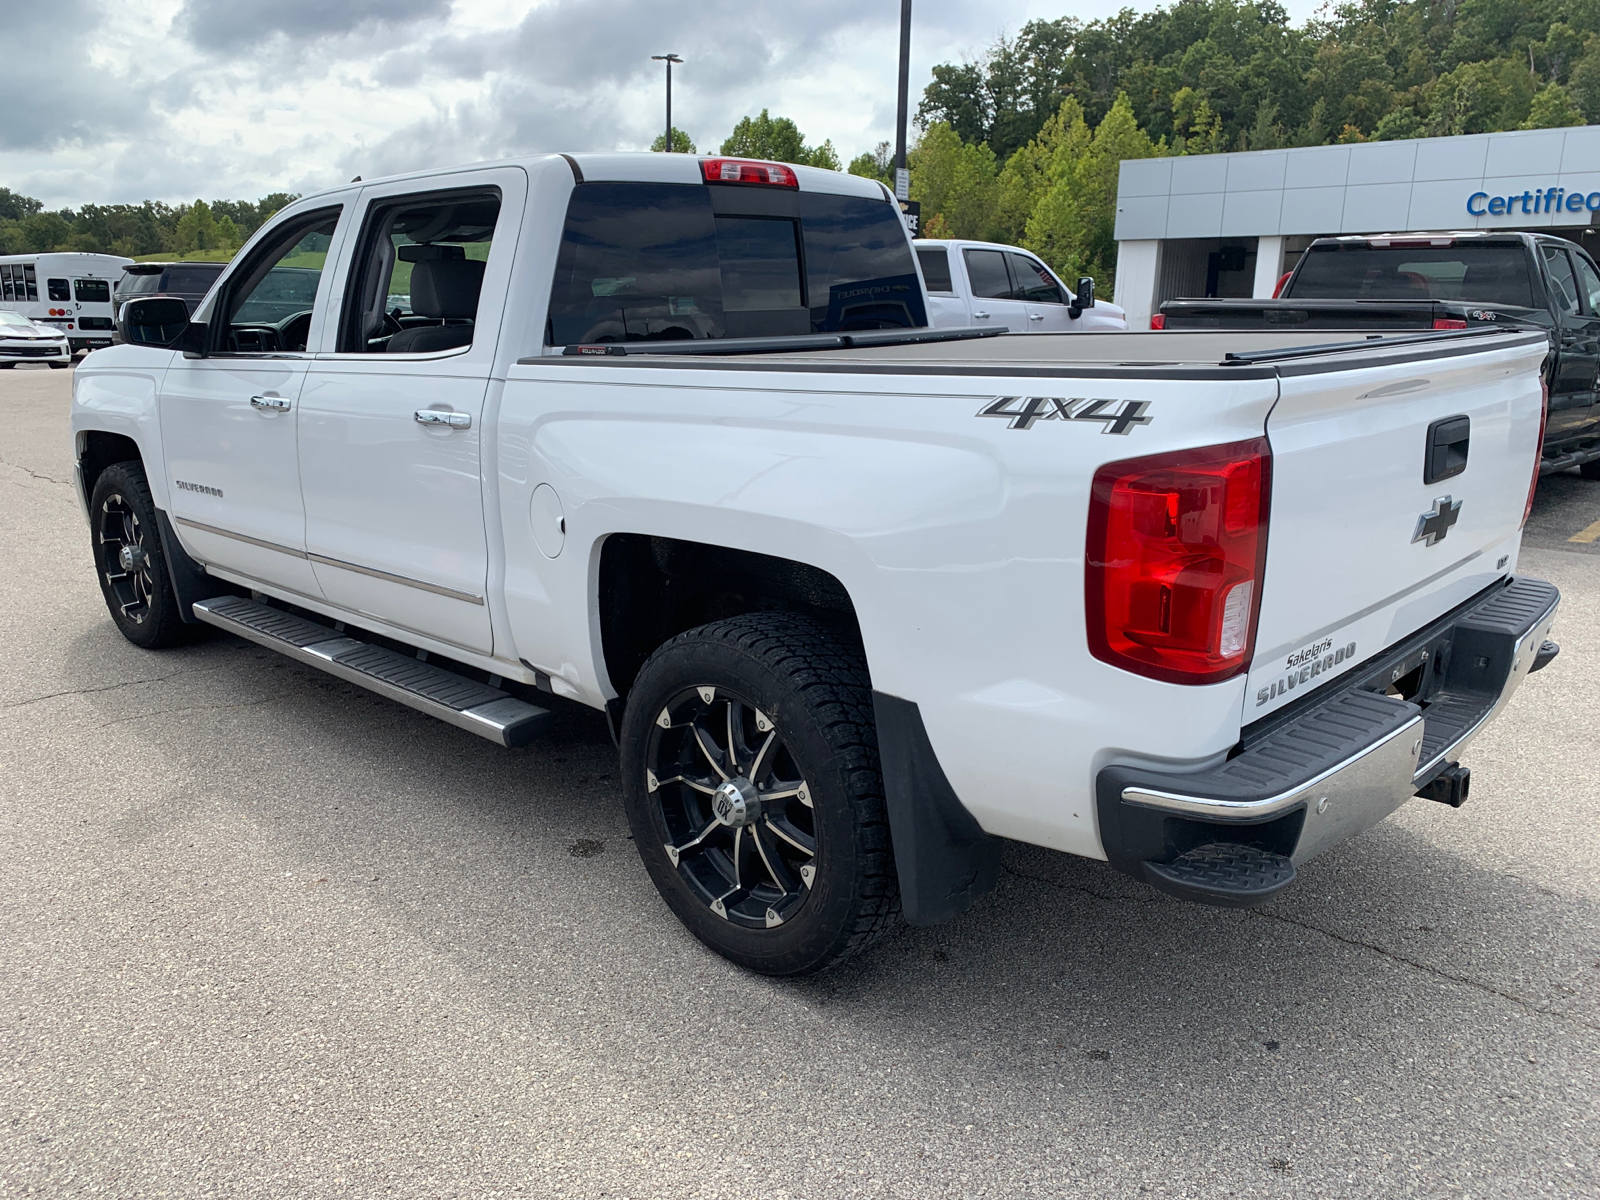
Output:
(88, 461), (193, 648)
(1580, 458), (1600, 480)
(619, 614), (898, 975)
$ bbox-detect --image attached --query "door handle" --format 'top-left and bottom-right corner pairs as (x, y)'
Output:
(972, 311), (990, 319)
(415, 409), (471, 429)
(1028, 313), (1045, 321)
(250, 394), (290, 411)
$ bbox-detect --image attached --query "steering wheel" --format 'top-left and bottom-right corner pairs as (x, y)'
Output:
(278, 310), (314, 352)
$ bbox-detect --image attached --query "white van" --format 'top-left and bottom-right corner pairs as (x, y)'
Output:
(0, 252), (133, 354)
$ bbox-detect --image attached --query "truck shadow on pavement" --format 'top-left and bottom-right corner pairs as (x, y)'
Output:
(56, 617), (1600, 1186)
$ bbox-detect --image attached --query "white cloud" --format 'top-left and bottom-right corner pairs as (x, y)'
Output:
(1, 0), (1328, 209)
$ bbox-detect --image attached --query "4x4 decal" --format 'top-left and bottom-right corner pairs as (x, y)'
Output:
(977, 395), (1153, 433)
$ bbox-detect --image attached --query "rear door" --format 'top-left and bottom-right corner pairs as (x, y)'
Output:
(916, 244), (967, 328)
(1246, 333), (1548, 720)
(1539, 242), (1598, 440)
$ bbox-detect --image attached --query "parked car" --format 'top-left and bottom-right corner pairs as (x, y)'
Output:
(915, 238), (1126, 332)
(0, 309), (71, 367)
(1156, 231), (1600, 477)
(0, 251), (131, 353)
(114, 261), (227, 318)
(77, 153), (1558, 976)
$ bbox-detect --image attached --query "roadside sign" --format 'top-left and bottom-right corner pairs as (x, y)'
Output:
(898, 199), (921, 237)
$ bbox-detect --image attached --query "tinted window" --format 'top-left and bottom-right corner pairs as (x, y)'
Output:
(1542, 245), (1581, 315)
(118, 272), (163, 300)
(1, 266), (12, 301)
(47, 278), (70, 302)
(74, 279), (111, 303)
(917, 246), (953, 292)
(546, 183), (925, 345)
(1008, 252), (1066, 304)
(23, 265), (37, 300)
(222, 209), (340, 351)
(1575, 253), (1600, 314)
(1287, 244), (1536, 306)
(964, 249), (1013, 299)
(165, 265), (224, 295)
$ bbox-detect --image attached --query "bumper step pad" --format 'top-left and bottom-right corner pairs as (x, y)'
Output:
(191, 595), (551, 747)
(1143, 843), (1297, 908)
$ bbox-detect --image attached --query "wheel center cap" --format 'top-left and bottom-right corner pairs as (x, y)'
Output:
(118, 544), (148, 572)
(712, 777), (762, 828)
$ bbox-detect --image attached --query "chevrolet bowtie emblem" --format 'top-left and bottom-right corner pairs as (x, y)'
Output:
(1412, 495), (1462, 547)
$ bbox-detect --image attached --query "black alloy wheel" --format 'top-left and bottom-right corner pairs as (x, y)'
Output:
(89, 461), (192, 649)
(620, 613), (899, 975)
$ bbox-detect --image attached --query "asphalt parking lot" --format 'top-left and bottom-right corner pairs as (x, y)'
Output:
(1, 363), (1596, 1199)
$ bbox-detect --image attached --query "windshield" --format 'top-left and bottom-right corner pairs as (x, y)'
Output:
(1287, 244), (1537, 306)
(546, 182), (926, 344)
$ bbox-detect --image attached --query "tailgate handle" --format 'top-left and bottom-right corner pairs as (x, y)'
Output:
(1424, 415), (1470, 484)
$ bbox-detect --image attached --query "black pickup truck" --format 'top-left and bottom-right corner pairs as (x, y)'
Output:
(1157, 231), (1600, 476)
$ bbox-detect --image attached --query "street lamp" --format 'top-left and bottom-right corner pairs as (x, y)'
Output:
(651, 53), (684, 151)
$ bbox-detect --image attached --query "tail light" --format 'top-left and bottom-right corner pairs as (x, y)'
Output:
(700, 158), (799, 188)
(1149, 313), (1166, 330)
(1523, 379), (1548, 527)
(1271, 271), (1292, 298)
(1086, 439), (1272, 685)
(1433, 318), (1468, 329)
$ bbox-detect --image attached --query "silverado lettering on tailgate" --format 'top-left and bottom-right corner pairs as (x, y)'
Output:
(1256, 637), (1359, 707)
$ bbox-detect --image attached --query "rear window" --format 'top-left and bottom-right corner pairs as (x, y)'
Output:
(165, 265), (224, 295)
(74, 278), (111, 304)
(48, 278), (70, 302)
(546, 182), (925, 345)
(118, 271), (163, 299)
(916, 246), (953, 292)
(1287, 244), (1536, 307)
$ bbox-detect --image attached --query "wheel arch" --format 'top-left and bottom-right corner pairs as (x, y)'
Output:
(76, 429), (143, 510)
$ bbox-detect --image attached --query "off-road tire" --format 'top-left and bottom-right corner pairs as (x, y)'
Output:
(1579, 458), (1600, 480)
(88, 461), (193, 649)
(619, 613), (899, 975)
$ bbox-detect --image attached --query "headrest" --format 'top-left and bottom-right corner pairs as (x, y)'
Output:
(398, 243), (466, 262)
(410, 257), (485, 319)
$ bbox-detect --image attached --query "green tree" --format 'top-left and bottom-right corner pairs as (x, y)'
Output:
(650, 127), (696, 153)
(848, 141), (893, 184)
(1524, 83), (1586, 127)
(906, 122), (1002, 241)
(172, 199), (221, 254)
(720, 110), (839, 168)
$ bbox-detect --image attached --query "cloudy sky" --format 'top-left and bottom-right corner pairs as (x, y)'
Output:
(7, 0), (1324, 209)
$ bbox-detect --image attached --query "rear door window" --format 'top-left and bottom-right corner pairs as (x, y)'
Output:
(1, 266), (13, 301)
(545, 182), (925, 345)
(1575, 252), (1600, 314)
(1542, 245), (1581, 315)
(963, 249), (1014, 300)
(22, 265), (37, 300)
(916, 246), (954, 292)
(74, 279), (111, 304)
(47, 278), (71, 302)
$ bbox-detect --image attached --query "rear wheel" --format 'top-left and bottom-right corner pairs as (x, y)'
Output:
(1580, 458), (1600, 480)
(48, 361), (69, 370)
(88, 461), (193, 649)
(619, 613), (898, 975)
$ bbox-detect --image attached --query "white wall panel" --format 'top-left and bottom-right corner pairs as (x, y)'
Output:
(1221, 189), (1283, 237)
(1114, 194), (1171, 241)
(1346, 140), (1418, 185)
(1164, 191), (1225, 238)
(1118, 158), (1172, 198)
(1278, 186), (1345, 234)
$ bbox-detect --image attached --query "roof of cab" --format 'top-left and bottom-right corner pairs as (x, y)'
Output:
(292, 151), (891, 206)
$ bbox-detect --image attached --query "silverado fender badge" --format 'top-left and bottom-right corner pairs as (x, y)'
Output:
(1412, 495), (1462, 547)
(977, 395), (1152, 433)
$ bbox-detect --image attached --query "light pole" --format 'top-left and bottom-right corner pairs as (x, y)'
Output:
(651, 53), (683, 151)
(893, 0), (911, 199)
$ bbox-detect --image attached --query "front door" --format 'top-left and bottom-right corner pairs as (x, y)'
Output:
(298, 173), (521, 656)
(1007, 250), (1074, 332)
(962, 247), (1030, 334)
(159, 205), (348, 599)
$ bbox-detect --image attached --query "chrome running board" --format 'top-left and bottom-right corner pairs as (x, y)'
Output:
(192, 595), (551, 747)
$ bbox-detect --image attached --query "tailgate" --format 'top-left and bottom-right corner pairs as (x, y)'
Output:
(1246, 332), (1548, 719)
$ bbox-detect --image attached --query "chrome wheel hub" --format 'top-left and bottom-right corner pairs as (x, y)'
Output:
(712, 776), (762, 827)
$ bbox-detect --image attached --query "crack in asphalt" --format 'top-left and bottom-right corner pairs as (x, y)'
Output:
(0, 671), (197, 711)
(0, 454), (71, 488)
(93, 693), (288, 730)
(1003, 862), (1600, 1033)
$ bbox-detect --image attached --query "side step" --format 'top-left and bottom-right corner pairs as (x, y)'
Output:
(192, 596), (551, 747)
(1142, 843), (1297, 908)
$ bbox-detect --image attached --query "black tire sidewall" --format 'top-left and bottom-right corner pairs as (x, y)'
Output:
(620, 623), (882, 975)
(88, 462), (186, 649)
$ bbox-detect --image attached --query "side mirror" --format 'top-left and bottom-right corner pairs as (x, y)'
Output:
(118, 297), (193, 349)
(1069, 276), (1096, 318)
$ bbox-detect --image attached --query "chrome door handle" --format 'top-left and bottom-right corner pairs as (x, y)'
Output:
(414, 409), (471, 429)
(1028, 313), (1045, 321)
(973, 311), (990, 319)
(250, 394), (290, 411)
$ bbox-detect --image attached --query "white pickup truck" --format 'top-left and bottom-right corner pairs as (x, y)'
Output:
(75, 152), (1560, 976)
(914, 238), (1127, 332)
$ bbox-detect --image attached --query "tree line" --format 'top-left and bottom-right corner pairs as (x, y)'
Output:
(882, 0), (1600, 297)
(0, 189), (297, 259)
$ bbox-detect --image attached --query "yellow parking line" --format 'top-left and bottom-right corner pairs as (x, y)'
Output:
(1570, 519), (1600, 544)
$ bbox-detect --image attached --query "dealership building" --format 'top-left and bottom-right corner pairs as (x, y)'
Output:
(1112, 124), (1600, 328)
